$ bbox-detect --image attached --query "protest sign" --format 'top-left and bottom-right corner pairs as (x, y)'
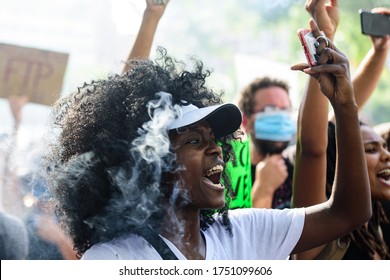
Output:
(0, 43), (68, 106)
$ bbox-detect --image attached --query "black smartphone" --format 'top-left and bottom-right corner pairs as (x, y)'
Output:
(360, 9), (390, 37)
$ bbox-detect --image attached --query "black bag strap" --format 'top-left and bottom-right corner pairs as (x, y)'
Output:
(139, 226), (178, 260)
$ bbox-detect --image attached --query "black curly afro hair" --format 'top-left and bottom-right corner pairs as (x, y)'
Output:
(44, 48), (238, 257)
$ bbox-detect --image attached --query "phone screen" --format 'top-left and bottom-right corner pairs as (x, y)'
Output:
(298, 29), (317, 66)
(360, 10), (390, 37)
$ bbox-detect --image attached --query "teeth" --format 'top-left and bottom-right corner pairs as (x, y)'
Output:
(377, 168), (390, 177)
(205, 165), (224, 177)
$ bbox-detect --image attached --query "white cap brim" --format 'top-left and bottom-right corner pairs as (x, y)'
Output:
(167, 103), (242, 138)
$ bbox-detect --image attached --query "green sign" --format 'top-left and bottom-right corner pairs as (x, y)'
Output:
(225, 139), (252, 209)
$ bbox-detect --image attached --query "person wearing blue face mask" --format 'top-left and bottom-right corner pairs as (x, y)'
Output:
(254, 108), (297, 149)
(229, 0), (390, 214)
(234, 77), (297, 209)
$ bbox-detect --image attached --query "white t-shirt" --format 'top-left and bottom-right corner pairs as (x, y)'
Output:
(81, 207), (305, 260)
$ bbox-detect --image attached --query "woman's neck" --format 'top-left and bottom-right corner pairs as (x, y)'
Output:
(160, 207), (206, 260)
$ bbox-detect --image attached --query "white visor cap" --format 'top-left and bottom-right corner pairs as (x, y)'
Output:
(167, 102), (242, 138)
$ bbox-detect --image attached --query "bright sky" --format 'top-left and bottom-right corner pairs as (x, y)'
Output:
(0, 0), (303, 158)
(0, 0), (146, 147)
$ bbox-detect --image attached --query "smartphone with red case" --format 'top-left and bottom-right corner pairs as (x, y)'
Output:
(297, 28), (318, 66)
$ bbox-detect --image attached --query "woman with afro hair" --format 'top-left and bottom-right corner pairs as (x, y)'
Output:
(44, 20), (371, 259)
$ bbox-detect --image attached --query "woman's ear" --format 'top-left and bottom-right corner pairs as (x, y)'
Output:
(241, 114), (249, 133)
(241, 114), (247, 127)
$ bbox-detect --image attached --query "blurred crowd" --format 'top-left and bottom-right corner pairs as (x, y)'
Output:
(1, 0), (389, 260)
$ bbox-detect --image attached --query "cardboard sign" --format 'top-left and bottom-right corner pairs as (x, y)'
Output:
(0, 43), (69, 106)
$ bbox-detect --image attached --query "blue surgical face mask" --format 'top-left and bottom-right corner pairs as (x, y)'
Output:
(254, 110), (296, 141)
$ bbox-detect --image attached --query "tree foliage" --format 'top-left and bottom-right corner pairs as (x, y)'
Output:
(161, 0), (389, 125)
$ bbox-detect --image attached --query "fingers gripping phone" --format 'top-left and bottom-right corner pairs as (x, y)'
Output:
(360, 10), (390, 37)
(297, 29), (318, 66)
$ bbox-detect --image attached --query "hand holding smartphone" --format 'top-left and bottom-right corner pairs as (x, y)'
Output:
(360, 9), (390, 37)
(297, 28), (318, 66)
